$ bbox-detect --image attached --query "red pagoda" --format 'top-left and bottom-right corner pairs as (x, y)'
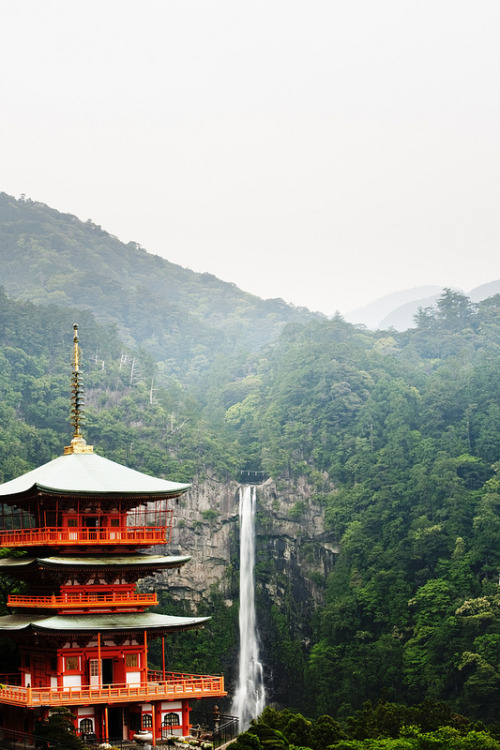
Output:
(0, 325), (225, 744)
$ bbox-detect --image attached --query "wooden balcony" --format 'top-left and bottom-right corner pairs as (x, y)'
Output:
(7, 591), (158, 610)
(0, 671), (226, 708)
(0, 525), (171, 548)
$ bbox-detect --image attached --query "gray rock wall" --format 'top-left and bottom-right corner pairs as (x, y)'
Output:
(143, 477), (338, 707)
(159, 477), (338, 611)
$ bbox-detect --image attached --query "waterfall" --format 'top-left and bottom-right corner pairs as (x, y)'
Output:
(232, 485), (266, 732)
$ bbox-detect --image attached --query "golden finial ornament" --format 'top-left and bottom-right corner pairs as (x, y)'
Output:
(64, 324), (94, 454)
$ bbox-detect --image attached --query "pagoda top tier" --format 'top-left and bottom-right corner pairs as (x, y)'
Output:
(0, 451), (190, 501)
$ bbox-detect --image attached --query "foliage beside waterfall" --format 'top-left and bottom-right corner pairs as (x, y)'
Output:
(230, 704), (500, 749)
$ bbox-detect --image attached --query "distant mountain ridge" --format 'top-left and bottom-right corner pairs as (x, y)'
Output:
(344, 286), (443, 329)
(346, 282), (500, 330)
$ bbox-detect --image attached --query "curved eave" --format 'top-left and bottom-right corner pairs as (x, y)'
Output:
(40, 555), (192, 570)
(0, 485), (190, 504)
(0, 555), (191, 572)
(0, 557), (35, 568)
(35, 485), (188, 498)
(0, 612), (209, 634)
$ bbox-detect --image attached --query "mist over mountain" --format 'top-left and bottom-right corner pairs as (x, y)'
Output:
(469, 279), (500, 302)
(347, 281), (500, 330)
(344, 286), (443, 329)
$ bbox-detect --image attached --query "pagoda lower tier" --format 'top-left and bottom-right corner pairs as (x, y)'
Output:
(0, 610), (225, 742)
(0, 553), (226, 742)
(0, 553), (192, 613)
(0, 695), (219, 744)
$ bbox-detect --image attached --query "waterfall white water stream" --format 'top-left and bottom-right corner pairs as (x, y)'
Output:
(232, 485), (266, 731)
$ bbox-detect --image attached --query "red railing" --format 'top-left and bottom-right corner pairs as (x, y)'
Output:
(7, 591), (158, 609)
(0, 526), (171, 548)
(0, 672), (225, 707)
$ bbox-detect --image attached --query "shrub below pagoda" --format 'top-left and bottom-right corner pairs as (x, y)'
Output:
(34, 708), (86, 750)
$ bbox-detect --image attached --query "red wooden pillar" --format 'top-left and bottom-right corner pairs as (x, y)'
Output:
(57, 651), (64, 687)
(152, 702), (157, 746)
(97, 632), (102, 687)
(162, 635), (166, 681)
(182, 701), (190, 737)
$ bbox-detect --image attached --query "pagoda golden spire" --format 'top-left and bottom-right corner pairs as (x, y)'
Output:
(64, 324), (93, 454)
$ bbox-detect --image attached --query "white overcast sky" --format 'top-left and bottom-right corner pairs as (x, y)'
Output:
(1, 1), (499, 316)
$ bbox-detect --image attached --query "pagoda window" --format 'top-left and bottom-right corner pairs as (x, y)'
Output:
(63, 654), (82, 688)
(65, 656), (79, 672)
(89, 659), (100, 686)
(142, 714), (152, 729)
(125, 651), (141, 686)
(79, 718), (93, 736)
(163, 713), (180, 728)
(125, 654), (138, 668)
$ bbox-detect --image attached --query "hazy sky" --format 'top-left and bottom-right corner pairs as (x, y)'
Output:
(1, 1), (499, 316)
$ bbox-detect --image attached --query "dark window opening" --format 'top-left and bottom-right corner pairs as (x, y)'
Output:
(164, 713), (180, 727)
(80, 719), (93, 735)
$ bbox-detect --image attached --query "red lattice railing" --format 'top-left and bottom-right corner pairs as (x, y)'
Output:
(0, 525), (171, 547)
(0, 672), (226, 707)
(8, 591), (158, 609)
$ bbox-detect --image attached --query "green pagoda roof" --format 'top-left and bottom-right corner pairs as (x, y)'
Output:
(0, 611), (209, 634)
(0, 452), (190, 499)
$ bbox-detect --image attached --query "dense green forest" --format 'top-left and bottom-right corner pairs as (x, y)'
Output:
(2, 194), (500, 726)
(230, 703), (500, 749)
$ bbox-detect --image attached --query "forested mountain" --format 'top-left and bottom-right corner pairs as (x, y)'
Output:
(0, 193), (319, 387)
(2, 193), (500, 725)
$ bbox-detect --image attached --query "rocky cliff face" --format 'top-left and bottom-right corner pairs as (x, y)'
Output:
(147, 476), (338, 706)
(164, 477), (338, 608)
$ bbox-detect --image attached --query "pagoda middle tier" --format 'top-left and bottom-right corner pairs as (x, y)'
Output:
(1, 554), (191, 614)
